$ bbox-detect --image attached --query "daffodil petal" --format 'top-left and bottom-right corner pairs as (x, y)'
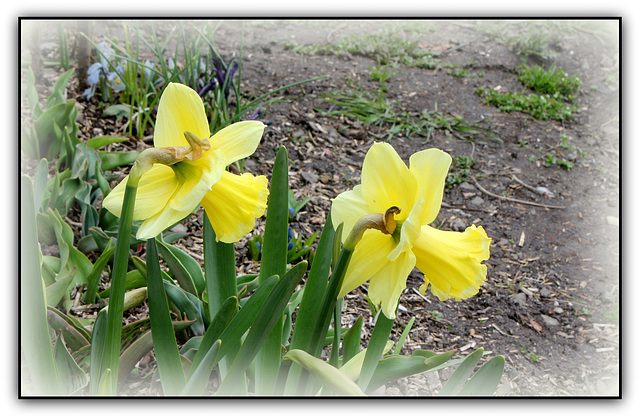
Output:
(102, 164), (180, 220)
(408, 148), (451, 225)
(136, 205), (195, 240)
(200, 171), (269, 243)
(337, 230), (397, 299)
(413, 225), (491, 301)
(368, 249), (416, 319)
(331, 185), (370, 243)
(154, 83), (211, 148)
(209, 121), (265, 166)
(361, 142), (418, 217)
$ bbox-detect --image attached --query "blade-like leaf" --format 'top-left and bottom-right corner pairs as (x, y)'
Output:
(341, 316), (363, 365)
(147, 237), (186, 395)
(53, 333), (89, 395)
(181, 340), (221, 396)
(156, 239), (201, 296)
(20, 175), (60, 395)
(47, 308), (90, 352)
(439, 348), (484, 396)
(255, 145), (290, 395)
(217, 262), (307, 395)
(457, 355), (505, 396)
(188, 295), (237, 378)
(86, 135), (130, 149)
(284, 349), (364, 396)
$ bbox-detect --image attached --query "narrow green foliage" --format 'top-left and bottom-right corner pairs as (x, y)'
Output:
(357, 312), (395, 392)
(477, 86), (575, 121)
(20, 176), (60, 395)
(341, 316), (363, 364)
(146, 238), (186, 395)
(322, 82), (498, 143)
(517, 63), (580, 102)
(285, 31), (439, 69)
(255, 146), (289, 395)
(218, 262), (307, 395)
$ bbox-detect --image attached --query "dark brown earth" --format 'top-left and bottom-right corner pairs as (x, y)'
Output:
(21, 19), (620, 397)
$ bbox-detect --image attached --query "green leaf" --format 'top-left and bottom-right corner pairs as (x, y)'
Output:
(86, 135), (130, 150)
(213, 275), (279, 366)
(98, 150), (140, 171)
(45, 69), (75, 109)
(357, 312), (395, 391)
(181, 340), (221, 396)
(259, 145), (289, 282)
(439, 348), (484, 396)
(53, 332), (89, 395)
(46, 308), (90, 355)
(341, 316), (363, 365)
(45, 266), (76, 307)
(146, 238), (186, 395)
(26, 66), (43, 117)
(217, 262), (307, 395)
(20, 176), (60, 395)
(156, 239), (202, 297)
(188, 296), (237, 378)
(284, 350), (364, 396)
(117, 330), (152, 383)
(457, 355), (505, 396)
(46, 305), (92, 344)
(340, 341), (395, 383)
(393, 316), (415, 355)
(33, 158), (49, 212)
(34, 101), (77, 160)
(255, 145), (290, 395)
(89, 307), (109, 395)
(82, 240), (116, 304)
(163, 280), (206, 336)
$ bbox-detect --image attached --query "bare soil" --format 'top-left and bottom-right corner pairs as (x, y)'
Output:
(21, 19), (620, 396)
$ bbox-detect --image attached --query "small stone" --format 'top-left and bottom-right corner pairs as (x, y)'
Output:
(554, 307), (564, 314)
(510, 292), (527, 307)
(540, 314), (560, 327)
(459, 181), (476, 191)
(540, 287), (553, 298)
(301, 171), (318, 184)
(605, 215), (619, 226)
(470, 196), (485, 206)
(452, 220), (467, 232)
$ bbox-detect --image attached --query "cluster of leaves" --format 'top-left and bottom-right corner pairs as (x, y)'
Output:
(284, 30), (440, 69)
(322, 77), (499, 143)
(446, 155), (477, 189)
(517, 63), (580, 102)
(80, 22), (320, 141)
(477, 86), (576, 121)
(478, 21), (559, 62)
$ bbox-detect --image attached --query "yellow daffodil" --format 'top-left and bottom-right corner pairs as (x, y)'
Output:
(331, 142), (490, 318)
(103, 82), (268, 242)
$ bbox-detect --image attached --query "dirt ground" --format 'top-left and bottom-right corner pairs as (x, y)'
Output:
(21, 19), (620, 396)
